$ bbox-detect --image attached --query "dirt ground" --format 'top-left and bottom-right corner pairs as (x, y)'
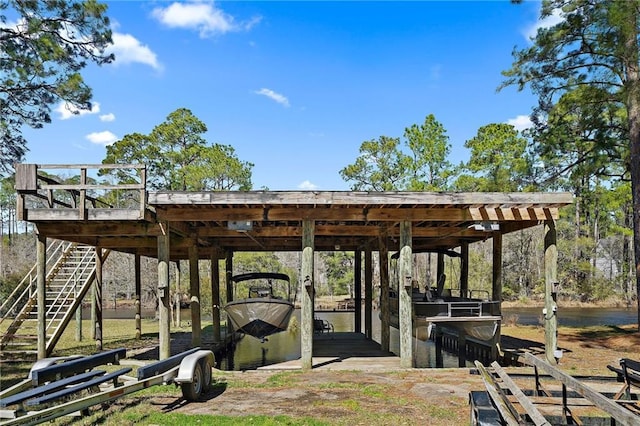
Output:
(118, 324), (639, 425)
(151, 368), (478, 425)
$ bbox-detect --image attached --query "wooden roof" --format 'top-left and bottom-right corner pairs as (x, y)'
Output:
(16, 163), (573, 259)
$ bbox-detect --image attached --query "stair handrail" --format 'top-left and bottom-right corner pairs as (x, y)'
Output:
(45, 249), (110, 354)
(0, 240), (70, 324)
(45, 245), (96, 332)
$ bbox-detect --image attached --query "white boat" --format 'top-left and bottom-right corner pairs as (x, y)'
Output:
(224, 272), (295, 341)
(387, 287), (501, 342)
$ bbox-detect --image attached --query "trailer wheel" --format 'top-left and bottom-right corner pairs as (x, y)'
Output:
(201, 358), (213, 392)
(181, 362), (203, 401)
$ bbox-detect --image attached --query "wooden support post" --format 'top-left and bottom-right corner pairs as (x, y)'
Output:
(458, 330), (467, 368)
(94, 247), (103, 351)
(544, 220), (558, 364)
(135, 253), (141, 340)
(75, 266), (82, 342)
(364, 247), (372, 340)
(78, 167), (86, 220)
(460, 242), (469, 298)
(211, 251), (221, 342)
(354, 250), (361, 333)
(75, 304), (82, 342)
(399, 221), (413, 368)
(436, 252), (445, 296)
(378, 231), (390, 352)
(225, 251), (233, 335)
(492, 232), (503, 302)
(189, 244), (201, 347)
(492, 232), (503, 359)
(301, 219), (315, 370)
(36, 233), (46, 360)
(175, 262), (180, 328)
(435, 330), (443, 368)
(158, 223), (171, 360)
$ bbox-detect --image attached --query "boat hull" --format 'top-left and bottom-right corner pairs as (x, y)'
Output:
(224, 299), (294, 340)
(387, 296), (501, 342)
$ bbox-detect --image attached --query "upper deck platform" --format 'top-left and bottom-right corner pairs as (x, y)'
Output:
(15, 163), (573, 259)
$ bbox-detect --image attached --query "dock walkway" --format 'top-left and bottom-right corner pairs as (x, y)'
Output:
(259, 332), (401, 371)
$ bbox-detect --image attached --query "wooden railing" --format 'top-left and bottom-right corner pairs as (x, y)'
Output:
(15, 163), (147, 220)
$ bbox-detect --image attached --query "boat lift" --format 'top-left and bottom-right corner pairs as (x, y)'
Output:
(0, 347), (215, 425)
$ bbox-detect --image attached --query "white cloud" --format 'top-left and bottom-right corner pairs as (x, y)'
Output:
(523, 6), (564, 41)
(108, 32), (162, 70)
(507, 115), (533, 131)
(152, 2), (261, 38)
(100, 113), (116, 122)
(255, 88), (290, 107)
(86, 131), (118, 146)
(55, 102), (100, 120)
(298, 180), (317, 190)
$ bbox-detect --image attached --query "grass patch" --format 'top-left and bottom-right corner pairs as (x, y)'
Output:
(61, 410), (329, 426)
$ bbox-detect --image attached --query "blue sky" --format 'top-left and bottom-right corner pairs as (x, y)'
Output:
(21, 1), (558, 190)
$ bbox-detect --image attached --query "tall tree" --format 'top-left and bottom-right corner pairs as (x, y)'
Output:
(403, 114), (453, 191)
(0, 0), (113, 173)
(102, 108), (253, 191)
(339, 136), (408, 191)
(501, 0), (640, 327)
(455, 123), (533, 192)
(340, 114), (454, 191)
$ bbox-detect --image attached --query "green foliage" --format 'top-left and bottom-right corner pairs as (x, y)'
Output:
(321, 252), (355, 297)
(403, 114), (454, 190)
(102, 108), (253, 191)
(455, 123), (533, 192)
(0, 0), (113, 174)
(340, 114), (453, 191)
(339, 136), (407, 191)
(501, 0), (640, 311)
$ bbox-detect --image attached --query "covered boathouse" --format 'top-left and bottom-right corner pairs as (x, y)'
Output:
(13, 164), (573, 368)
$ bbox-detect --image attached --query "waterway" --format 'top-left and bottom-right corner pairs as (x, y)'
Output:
(217, 306), (638, 371)
(96, 306), (638, 371)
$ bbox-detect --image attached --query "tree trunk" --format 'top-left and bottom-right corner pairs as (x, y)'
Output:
(623, 4), (640, 331)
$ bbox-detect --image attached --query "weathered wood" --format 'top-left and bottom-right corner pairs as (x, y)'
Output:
(378, 229), (390, 352)
(490, 361), (551, 426)
(211, 252), (221, 342)
(460, 242), (469, 297)
(474, 361), (521, 426)
(189, 244), (201, 347)
(37, 234), (46, 360)
(36, 163), (145, 170)
(15, 163), (37, 191)
(135, 253), (141, 340)
(544, 220), (558, 364)
(364, 248), (372, 340)
(155, 206), (559, 223)
(399, 221), (413, 368)
(354, 250), (362, 333)
(149, 191), (573, 206)
(301, 219), (314, 370)
(94, 247), (103, 351)
(436, 252), (445, 295)
(23, 209), (146, 221)
(523, 352), (640, 426)
(225, 251), (233, 335)
(158, 223), (171, 360)
(492, 232), (503, 302)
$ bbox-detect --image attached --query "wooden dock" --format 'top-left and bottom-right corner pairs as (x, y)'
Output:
(258, 332), (401, 371)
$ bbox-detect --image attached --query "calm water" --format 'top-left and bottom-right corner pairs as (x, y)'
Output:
(98, 306), (638, 370)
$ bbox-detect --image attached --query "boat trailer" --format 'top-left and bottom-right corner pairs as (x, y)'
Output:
(471, 352), (640, 425)
(0, 347), (215, 425)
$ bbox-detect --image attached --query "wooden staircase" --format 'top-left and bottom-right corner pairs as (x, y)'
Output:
(0, 241), (104, 357)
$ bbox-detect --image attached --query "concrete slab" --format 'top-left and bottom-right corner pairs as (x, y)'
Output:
(258, 332), (402, 371)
